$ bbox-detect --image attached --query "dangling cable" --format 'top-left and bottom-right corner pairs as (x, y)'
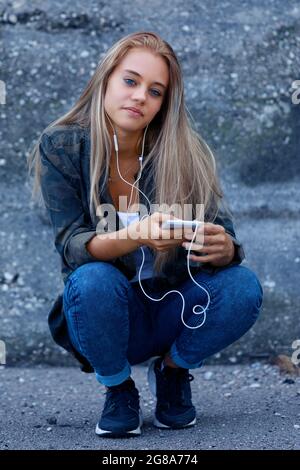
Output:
(106, 114), (211, 329)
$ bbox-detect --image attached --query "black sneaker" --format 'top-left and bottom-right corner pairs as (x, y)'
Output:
(147, 357), (196, 429)
(95, 377), (143, 437)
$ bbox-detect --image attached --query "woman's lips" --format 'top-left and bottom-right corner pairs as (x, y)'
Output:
(123, 108), (143, 117)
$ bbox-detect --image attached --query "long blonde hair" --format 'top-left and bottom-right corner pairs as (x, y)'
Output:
(28, 31), (230, 276)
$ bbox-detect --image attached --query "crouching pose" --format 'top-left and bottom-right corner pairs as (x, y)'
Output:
(29, 31), (263, 437)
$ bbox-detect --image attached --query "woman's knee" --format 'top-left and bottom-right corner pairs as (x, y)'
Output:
(237, 266), (263, 308)
(226, 265), (263, 325)
(70, 261), (130, 301)
(64, 261), (131, 331)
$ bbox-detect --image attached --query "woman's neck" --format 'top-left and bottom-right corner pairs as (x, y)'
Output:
(108, 127), (142, 161)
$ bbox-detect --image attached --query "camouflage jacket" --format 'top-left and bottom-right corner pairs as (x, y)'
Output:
(39, 124), (245, 372)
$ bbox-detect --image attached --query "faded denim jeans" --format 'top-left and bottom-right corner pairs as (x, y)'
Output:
(63, 261), (263, 386)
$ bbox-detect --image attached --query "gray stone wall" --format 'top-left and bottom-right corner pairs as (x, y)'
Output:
(0, 0), (299, 365)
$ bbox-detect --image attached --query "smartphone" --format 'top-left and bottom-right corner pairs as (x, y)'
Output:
(161, 219), (203, 231)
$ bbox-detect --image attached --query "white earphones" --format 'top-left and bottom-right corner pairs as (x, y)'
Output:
(106, 114), (210, 330)
(109, 114), (147, 210)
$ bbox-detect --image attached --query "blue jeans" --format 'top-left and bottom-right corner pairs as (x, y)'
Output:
(63, 262), (263, 387)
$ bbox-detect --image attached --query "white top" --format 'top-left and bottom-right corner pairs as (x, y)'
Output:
(117, 211), (139, 227)
(117, 211), (154, 283)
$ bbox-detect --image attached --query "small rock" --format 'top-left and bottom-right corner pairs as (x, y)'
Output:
(80, 50), (89, 58)
(274, 412), (286, 418)
(249, 383), (261, 388)
(283, 378), (295, 385)
(263, 279), (276, 289)
(4, 272), (15, 283)
(204, 371), (213, 380)
(47, 417), (57, 425)
(8, 14), (18, 24)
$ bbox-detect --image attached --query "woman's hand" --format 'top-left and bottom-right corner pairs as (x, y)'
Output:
(129, 212), (186, 252)
(182, 222), (235, 267)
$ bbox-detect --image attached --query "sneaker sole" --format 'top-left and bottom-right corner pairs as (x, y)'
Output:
(153, 415), (197, 429)
(95, 410), (143, 438)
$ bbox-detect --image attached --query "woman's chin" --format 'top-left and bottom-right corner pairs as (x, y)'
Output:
(115, 119), (144, 132)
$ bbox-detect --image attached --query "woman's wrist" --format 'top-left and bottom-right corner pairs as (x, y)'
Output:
(127, 220), (143, 247)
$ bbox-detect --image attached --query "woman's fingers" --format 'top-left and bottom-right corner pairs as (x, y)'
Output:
(187, 253), (218, 263)
(184, 232), (224, 245)
(182, 242), (224, 253)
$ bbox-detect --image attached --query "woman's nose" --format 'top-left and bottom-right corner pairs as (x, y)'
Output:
(132, 87), (147, 101)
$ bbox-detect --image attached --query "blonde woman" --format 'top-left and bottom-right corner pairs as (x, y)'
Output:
(28, 32), (263, 437)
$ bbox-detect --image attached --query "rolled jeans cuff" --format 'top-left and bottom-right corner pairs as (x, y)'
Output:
(95, 361), (131, 387)
(170, 343), (203, 369)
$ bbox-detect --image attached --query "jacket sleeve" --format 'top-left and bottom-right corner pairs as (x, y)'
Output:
(39, 132), (102, 271)
(213, 210), (245, 265)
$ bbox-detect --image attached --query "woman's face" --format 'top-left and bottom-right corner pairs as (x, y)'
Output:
(104, 47), (169, 133)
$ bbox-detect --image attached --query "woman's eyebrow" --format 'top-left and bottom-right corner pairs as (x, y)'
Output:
(123, 69), (167, 89)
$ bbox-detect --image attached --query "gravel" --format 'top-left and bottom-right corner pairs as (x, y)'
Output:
(0, 363), (299, 450)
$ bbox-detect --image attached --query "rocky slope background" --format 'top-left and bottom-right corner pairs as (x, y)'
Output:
(0, 0), (299, 366)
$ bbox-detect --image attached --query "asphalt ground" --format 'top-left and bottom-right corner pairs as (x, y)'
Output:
(0, 362), (299, 450)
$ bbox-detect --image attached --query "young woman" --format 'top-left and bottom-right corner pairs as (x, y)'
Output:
(28, 31), (263, 438)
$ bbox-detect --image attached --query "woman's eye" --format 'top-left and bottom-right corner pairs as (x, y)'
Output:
(123, 78), (161, 97)
(124, 78), (135, 86)
(151, 89), (162, 97)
